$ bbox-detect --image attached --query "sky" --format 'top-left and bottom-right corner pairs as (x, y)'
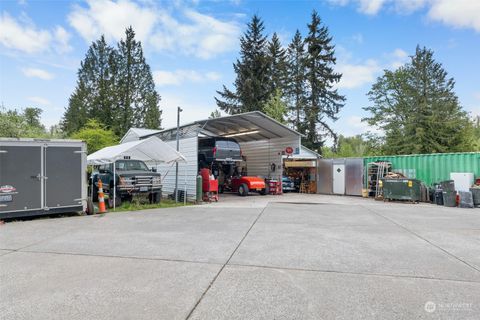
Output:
(1, 0), (480, 143)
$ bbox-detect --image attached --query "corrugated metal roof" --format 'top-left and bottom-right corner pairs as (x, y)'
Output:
(152, 111), (302, 142)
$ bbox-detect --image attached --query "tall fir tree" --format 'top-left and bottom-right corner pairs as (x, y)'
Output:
(63, 36), (116, 135)
(63, 29), (161, 136)
(116, 27), (161, 133)
(216, 15), (270, 114)
(364, 46), (474, 154)
(266, 32), (288, 96)
(285, 30), (307, 133)
(304, 11), (345, 152)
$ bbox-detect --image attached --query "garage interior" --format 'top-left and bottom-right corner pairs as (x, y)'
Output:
(138, 111), (302, 201)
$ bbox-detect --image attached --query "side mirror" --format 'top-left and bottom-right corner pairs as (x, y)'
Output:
(151, 167), (157, 172)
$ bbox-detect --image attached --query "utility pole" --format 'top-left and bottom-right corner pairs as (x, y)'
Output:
(175, 106), (183, 203)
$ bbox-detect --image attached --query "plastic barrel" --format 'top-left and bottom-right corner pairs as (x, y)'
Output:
(469, 188), (480, 206)
(442, 191), (457, 207)
(440, 180), (455, 193)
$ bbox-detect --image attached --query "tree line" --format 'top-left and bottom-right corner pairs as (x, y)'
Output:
(216, 12), (345, 152)
(62, 27), (161, 137)
(2, 14), (479, 156)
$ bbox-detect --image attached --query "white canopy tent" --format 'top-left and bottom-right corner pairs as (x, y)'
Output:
(87, 136), (187, 209)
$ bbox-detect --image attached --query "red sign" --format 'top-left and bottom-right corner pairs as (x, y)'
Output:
(285, 147), (293, 154)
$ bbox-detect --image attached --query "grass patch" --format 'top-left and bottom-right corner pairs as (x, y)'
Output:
(113, 199), (192, 212)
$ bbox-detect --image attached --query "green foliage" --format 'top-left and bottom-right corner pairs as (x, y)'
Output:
(321, 134), (382, 158)
(286, 30), (307, 134)
(266, 32), (288, 95)
(63, 28), (161, 137)
(0, 107), (52, 138)
(363, 46), (474, 154)
(304, 10), (345, 152)
(71, 119), (118, 154)
(216, 15), (270, 114)
(263, 89), (287, 123)
(209, 109), (222, 119)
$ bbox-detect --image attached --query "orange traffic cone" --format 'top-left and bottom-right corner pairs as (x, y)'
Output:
(97, 179), (107, 213)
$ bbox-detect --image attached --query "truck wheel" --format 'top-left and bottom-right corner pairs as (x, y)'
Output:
(259, 188), (267, 196)
(238, 183), (249, 197)
(150, 192), (161, 204)
(108, 195), (122, 208)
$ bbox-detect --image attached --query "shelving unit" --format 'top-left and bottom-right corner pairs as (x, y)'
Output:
(366, 161), (392, 199)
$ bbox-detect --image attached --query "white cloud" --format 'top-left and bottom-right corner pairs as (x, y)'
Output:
(358, 0), (386, 15)
(54, 26), (73, 53)
(68, 0), (241, 59)
(389, 48), (409, 69)
(336, 59), (381, 89)
(0, 12), (73, 54)
(0, 12), (51, 53)
(427, 0), (480, 32)
(27, 96), (51, 106)
(68, 0), (157, 43)
(335, 48), (410, 89)
(329, 0), (480, 32)
(153, 69), (221, 86)
(22, 68), (54, 80)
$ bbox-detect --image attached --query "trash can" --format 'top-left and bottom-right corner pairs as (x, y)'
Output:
(440, 180), (455, 192)
(434, 190), (444, 205)
(458, 191), (474, 208)
(442, 191), (457, 207)
(469, 188), (480, 206)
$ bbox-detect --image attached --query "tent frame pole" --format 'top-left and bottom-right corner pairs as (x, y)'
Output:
(113, 162), (116, 211)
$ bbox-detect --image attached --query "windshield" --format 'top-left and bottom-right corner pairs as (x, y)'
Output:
(115, 160), (149, 171)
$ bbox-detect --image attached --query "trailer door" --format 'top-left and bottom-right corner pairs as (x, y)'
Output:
(0, 145), (43, 212)
(44, 146), (83, 209)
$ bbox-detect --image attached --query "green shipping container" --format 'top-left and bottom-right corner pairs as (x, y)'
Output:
(364, 152), (480, 187)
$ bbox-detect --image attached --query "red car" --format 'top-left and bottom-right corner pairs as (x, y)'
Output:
(231, 176), (266, 196)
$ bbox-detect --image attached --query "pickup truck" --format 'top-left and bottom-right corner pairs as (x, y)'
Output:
(90, 159), (162, 207)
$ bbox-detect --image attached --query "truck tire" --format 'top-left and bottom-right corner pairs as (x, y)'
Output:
(238, 183), (249, 197)
(150, 192), (161, 204)
(259, 188), (267, 196)
(108, 195), (122, 209)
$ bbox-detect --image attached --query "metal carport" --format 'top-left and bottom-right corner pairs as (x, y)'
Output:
(123, 111), (302, 201)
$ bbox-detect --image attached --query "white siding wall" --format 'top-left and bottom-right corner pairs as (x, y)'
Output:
(154, 136), (198, 201)
(240, 136), (300, 181)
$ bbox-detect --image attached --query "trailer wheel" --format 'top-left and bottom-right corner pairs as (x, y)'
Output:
(238, 184), (249, 197)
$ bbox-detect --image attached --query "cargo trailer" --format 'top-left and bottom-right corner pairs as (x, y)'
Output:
(0, 138), (87, 219)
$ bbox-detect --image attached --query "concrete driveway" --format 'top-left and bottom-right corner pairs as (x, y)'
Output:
(1, 194), (479, 319)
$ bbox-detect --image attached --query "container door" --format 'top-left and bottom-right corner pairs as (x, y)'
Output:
(44, 146), (83, 209)
(333, 164), (345, 195)
(0, 145), (43, 212)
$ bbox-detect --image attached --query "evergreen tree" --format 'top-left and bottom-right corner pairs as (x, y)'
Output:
(266, 32), (288, 95)
(304, 11), (345, 152)
(263, 88), (287, 123)
(63, 29), (162, 136)
(364, 46), (474, 154)
(215, 15), (270, 114)
(63, 36), (116, 135)
(116, 27), (161, 134)
(285, 30), (307, 133)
